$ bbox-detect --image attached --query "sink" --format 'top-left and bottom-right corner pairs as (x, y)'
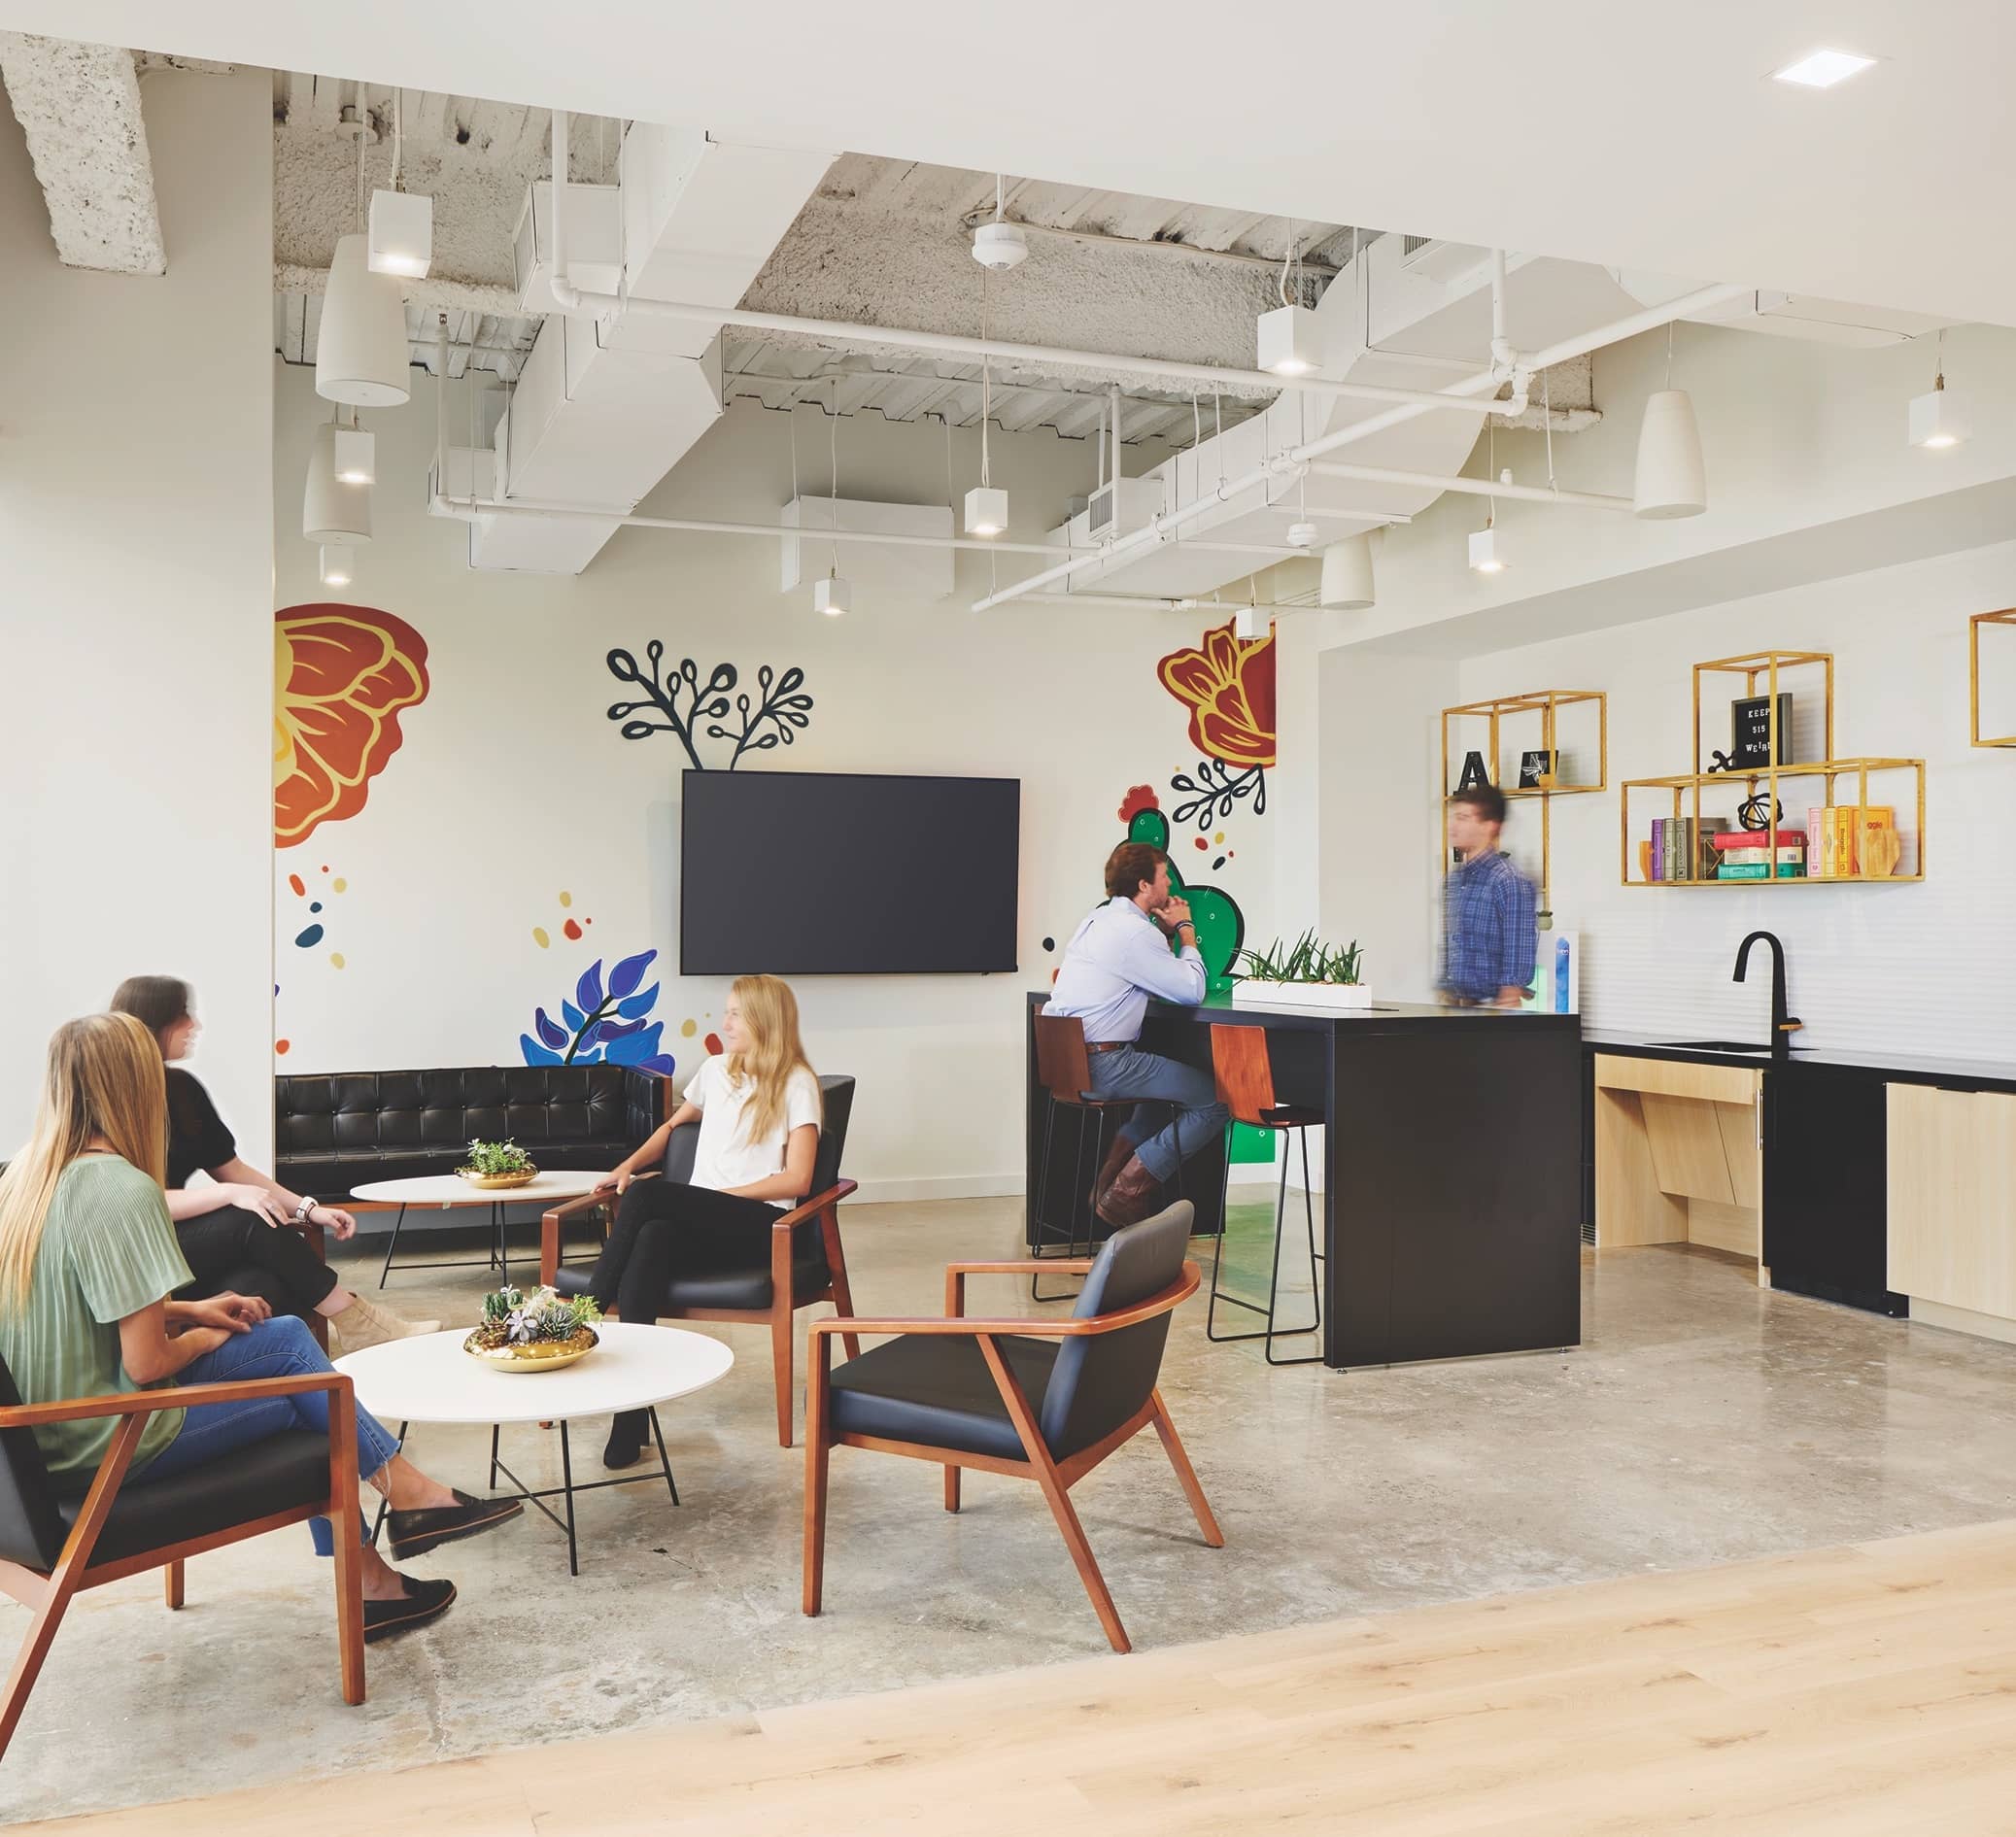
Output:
(1657, 1038), (1806, 1054)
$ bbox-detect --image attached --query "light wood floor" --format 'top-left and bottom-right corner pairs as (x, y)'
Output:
(30, 1518), (2016, 1835)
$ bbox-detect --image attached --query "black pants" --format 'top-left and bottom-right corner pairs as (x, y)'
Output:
(175, 1207), (340, 1321)
(587, 1180), (779, 1326)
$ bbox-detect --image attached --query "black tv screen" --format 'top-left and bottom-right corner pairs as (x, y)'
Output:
(680, 769), (1020, 975)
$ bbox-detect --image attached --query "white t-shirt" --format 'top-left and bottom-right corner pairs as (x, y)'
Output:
(685, 1056), (823, 1206)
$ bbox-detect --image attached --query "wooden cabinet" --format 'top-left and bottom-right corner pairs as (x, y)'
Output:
(1888, 1084), (2016, 1337)
(1592, 1054), (1761, 1265)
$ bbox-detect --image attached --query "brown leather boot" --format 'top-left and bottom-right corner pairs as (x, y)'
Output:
(1093, 1130), (1134, 1208)
(1096, 1155), (1161, 1229)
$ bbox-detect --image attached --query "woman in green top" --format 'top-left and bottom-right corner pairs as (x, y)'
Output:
(0, 1014), (523, 1643)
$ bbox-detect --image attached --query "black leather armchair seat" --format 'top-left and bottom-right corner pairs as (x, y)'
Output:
(276, 1065), (672, 1198)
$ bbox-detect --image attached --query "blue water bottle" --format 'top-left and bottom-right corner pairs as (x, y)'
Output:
(1554, 936), (1571, 1012)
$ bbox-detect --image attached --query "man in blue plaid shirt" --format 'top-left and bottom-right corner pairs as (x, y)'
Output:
(1440, 783), (1537, 1008)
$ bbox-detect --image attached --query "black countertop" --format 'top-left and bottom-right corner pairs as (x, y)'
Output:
(1028, 988), (1581, 1035)
(1584, 1028), (2016, 1093)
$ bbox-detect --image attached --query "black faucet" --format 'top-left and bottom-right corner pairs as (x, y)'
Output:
(1733, 930), (1802, 1054)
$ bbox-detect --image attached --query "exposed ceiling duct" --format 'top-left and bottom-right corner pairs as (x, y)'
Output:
(460, 117), (835, 573)
(0, 32), (164, 273)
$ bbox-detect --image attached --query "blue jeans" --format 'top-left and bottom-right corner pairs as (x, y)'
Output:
(1086, 1046), (1229, 1185)
(127, 1315), (401, 1555)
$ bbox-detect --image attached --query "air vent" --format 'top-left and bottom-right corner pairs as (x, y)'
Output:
(1401, 234), (1433, 260)
(1396, 236), (1492, 285)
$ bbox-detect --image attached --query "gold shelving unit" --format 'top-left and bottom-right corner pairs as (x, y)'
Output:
(1970, 609), (2016, 747)
(1619, 650), (1926, 886)
(1442, 690), (1606, 913)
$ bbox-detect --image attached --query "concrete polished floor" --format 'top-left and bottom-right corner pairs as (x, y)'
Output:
(6, 1195), (2015, 1820)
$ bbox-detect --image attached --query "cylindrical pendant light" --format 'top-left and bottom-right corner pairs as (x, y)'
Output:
(1316, 533), (1376, 609)
(317, 234), (411, 407)
(304, 422), (373, 543)
(1633, 389), (1706, 519)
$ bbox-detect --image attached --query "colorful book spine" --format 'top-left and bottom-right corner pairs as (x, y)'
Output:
(1710, 829), (1809, 850)
(1718, 862), (1805, 880)
(1719, 847), (1806, 867)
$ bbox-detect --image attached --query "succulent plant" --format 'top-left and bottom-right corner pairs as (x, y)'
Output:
(461, 1140), (536, 1177)
(1233, 930), (1364, 987)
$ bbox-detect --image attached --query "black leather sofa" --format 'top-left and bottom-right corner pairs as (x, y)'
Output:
(275, 1064), (673, 1198)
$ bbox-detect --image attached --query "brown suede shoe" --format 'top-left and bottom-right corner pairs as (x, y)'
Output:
(1093, 1130), (1135, 1208)
(1096, 1154), (1161, 1229)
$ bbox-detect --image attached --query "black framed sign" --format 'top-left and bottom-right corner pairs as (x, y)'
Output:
(1517, 748), (1555, 789)
(1730, 693), (1794, 769)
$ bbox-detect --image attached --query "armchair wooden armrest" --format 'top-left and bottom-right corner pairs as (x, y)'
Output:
(539, 1188), (622, 1287)
(946, 1258), (1095, 1314)
(815, 1262), (1200, 1345)
(0, 1369), (356, 1431)
(769, 1178), (860, 1235)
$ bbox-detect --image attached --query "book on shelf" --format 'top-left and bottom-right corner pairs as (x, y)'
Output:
(1709, 829), (1808, 850)
(1807, 804), (1896, 876)
(1719, 846), (1807, 867)
(1648, 815), (1730, 881)
(1718, 862), (1806, 880)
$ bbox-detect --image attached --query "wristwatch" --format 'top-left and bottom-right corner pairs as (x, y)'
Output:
(291, 1196), (318, 1225)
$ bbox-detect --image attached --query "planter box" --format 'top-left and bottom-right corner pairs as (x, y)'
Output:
(1230, 980), (1373, 1013)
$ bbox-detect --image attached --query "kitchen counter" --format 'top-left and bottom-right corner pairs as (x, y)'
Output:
(1582, 1030), (2016, 1093)
(1026, 991), (1582, 1368)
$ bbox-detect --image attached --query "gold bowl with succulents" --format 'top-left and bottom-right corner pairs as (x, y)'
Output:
(457, 1139), (538, 1190)
(462, 1286), (602, 1372)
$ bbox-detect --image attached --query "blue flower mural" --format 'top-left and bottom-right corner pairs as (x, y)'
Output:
(521, 948), (676, 1075)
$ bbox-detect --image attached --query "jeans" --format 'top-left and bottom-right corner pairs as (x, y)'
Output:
(1086, 1046), (1229, 1185)
(127, 1315), (400, 1555)
(176, 1206), (340, 1320)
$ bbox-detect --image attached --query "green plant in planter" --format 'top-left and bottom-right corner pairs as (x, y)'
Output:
(1234, 930), (1364, 986)
(461, 1139), (536, 1177)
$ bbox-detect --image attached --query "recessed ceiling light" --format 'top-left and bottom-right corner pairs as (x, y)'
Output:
(1772, 49), (1875, 88)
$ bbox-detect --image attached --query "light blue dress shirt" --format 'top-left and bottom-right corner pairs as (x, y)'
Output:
(1043, 898), (1207, 1043)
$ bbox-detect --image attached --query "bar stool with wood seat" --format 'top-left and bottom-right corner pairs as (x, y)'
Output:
(1029, 1015), (1182, 1304)
(1206, 1023), (1323, 1364)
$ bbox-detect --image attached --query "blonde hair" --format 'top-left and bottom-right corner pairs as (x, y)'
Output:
(723, 975), (819, 1144)
(0, 1014), (167, 1308)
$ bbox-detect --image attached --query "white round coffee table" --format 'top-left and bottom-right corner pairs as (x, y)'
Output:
(335, 1323), (734, 1575)
(347, 1172), (611, 1289)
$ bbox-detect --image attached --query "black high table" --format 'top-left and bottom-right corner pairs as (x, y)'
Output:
(1025, 991), (1583, 1369)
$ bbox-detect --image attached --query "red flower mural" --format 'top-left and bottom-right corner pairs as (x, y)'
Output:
(274, 606), (430, 847)
(1117, 784), (1161, 825)
(1155, 618), (1277, 769)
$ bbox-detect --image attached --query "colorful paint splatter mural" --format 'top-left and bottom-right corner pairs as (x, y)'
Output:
(274, 606), (430, 847)
(1155, 617), (1274, 827)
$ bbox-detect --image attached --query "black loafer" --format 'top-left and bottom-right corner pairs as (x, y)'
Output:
(602, 1408), (649, 1471)
(363, 1574), (457, 1643)
(386, 1488), (525, 1560)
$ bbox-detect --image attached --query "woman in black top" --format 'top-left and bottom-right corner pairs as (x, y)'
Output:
(111, 976), (435, 1355)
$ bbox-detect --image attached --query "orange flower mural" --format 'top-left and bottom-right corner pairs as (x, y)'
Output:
(274, 605), (430, 847)
(1155, 618), (1277, 770)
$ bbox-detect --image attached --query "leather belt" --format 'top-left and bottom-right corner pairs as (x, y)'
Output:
(1084, 1039), (1134, 1055)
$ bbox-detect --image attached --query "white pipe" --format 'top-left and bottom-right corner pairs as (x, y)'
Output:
(1306, 461), (1629, 512)
(972, 278), (1751, 612)
(545, 115), (1521, 425)
(429, 491), (1312, 560)
(433, 312), (448, 494)
(1489, 248), (1511, 371)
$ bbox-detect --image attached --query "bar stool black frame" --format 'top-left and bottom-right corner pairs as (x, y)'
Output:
(1028, 1015), (1180, 1304)
(1205, 1023), (1323, 1365)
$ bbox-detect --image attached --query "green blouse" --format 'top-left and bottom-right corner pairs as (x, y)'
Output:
(0, 1156), (193, 1487)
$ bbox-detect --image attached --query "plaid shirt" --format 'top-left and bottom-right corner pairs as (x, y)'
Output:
(1440, 849), (1537, 1003)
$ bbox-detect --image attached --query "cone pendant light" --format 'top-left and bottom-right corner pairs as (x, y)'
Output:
(317, 234), (411, 407)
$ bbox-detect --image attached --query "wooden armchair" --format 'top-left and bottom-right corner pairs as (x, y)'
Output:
(540, 1073), (861, 1446)
(0, 1358), (364, 1763)
(803, 1201), (1222, 1654)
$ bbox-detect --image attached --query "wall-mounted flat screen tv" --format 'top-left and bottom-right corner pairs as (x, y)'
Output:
(680, 769), (1021, 975)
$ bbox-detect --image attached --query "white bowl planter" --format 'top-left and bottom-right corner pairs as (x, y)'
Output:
(1230, 980), (1373, 1012)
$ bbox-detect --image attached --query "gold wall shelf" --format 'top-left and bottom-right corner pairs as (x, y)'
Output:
(1441, 689), (1606, 914)
(1620, 651), (1925, 886)
(1970, 609), (2016, 748)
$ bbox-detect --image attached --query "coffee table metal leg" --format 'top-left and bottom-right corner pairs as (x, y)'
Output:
(489, 1423), (499, 1489)
(648, 1407), (679, 1507)
(559, 1421), (578, 1577)
(377, 1206), (408, 1288)
(368, 1420), (409, 1547)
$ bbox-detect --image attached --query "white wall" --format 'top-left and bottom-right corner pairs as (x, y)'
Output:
(0, 69), (275, 1157)
(272, 369), (1296, 1197)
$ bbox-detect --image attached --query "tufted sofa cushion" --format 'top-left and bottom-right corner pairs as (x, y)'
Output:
(275, 1065), (671, 1199)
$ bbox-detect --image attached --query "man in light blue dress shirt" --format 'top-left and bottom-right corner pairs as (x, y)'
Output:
(1044, 840), (1229, 1226)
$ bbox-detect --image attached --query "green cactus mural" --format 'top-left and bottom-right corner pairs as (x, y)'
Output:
(1123, 805), (1244, 997)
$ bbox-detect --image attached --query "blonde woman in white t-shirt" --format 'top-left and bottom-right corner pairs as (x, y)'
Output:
(587, 974), (823, 1467)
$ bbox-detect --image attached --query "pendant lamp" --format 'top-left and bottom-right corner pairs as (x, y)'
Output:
(1633, 389), (1707, 519)
(1317, 533), (1376, 609)
(318, 233), (411, 407)
(303, 422), (373, 544)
